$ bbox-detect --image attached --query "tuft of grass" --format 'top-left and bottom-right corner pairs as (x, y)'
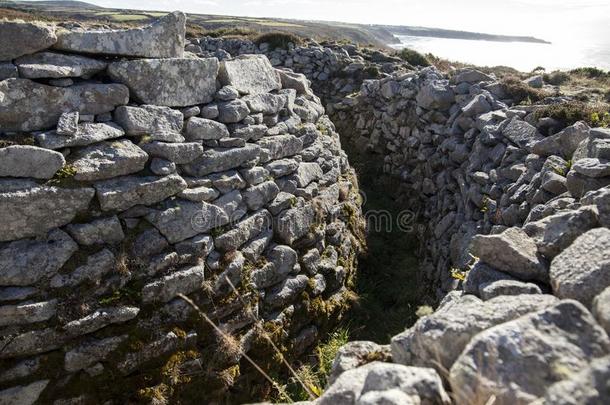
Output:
(396, 48), (430, 67)
(543, 71), (571, 86)
(500, 75), (549, 104)
(255, 31), (302, 50)
(534, 101), (610, 127)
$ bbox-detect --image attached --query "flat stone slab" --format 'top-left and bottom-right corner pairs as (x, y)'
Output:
(36, 123), (125, 150)
(94, 174), (187, 211)
(113, 105), (183, 136)
(0, 78), (128, 132)
(142, 265), (205, 303)
(0, 146), (65, 179)
(53, 12), (185, 58)
(0, 21), (56, 61)
(0, 186), (94, 242)
(69, 139), (149, 181)
(15, 51), (108, 79)
(219, 55), (281, 95)
(502, 117), (544, 149)
(183, 144), (261, 176)
(108, 58), (218, 107)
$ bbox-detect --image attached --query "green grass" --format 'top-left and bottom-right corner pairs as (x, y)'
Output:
(396, 48), (430, 67)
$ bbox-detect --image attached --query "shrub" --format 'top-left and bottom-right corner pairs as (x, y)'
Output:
(255, 31), (302, 50)
(396, 48), (430, 67)
(202, 27), (257, 39)
(569, 67), (610, 79)
(543, 70), (571, 86)
(500, 75), (548, 104)
(534, 101), (610, 127)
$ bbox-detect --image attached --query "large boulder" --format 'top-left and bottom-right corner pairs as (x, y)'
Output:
(391, 294), (558, 372)
(0, 146), (65, 179)
(550, 228), (610, 307)
(14, 51), (107, 79)
(107, 58), (218, 107)
(219, 55), (281, 95)
(0, 21), (56, 61)
(0, 79), (129, 132)
(470, 227), (548, 282)
(449, 300), (610, 405)
(0, 185), (94, 242)
(53, 12), (185, 58)
(69, 139), (149, 181)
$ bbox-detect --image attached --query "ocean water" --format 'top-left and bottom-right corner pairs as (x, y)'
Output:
(392, 35), (610, 72)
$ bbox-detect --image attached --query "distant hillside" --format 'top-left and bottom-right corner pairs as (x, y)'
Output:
(385, 25), (551, 44)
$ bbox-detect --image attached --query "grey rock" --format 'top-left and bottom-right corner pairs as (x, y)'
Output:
(0, 380), (49, 405)
(175, 234), (213, 258)
(265, 158), (299, 177)
(0, 62), (18, 80)
(391, 294), (558, 371)
(37, 122), (125, 150)
(449, 300), (610, 405)
(540, 355), (610, 405)
(217, 99), (250, 123)
(117, 331), (194, 375)
(274, 203), (317, 244)
(108, 57), (219, 107)
(94, 174), (187, 212)
(54, 12), (185, 58)
(0, 20), (56, 61)
(214, 210), (271, 252)
(240, 166), (269, 185)
(257, 135), (303, 161)
(243, 93), (286, 115)
(183, 144), (261, 176)
(415, 80), (455, 110)
(479, 279), (542, 300)
(50, 249), (115, 288)
(532, 121), (590, 158)
(146, 199), (229, 243)
(329, 341), (391, 385)
(113, 105), (183, 136)
(276, 69), (313, 96)
(0, 287), (37, 302)
(550, 228), (610, 307)
(64, 306), (140, 336)
(0, 186), (94, 242)
(243, 181), (280, 210)
(219, 55), (281, 95)
(213, 189), (246, 221)
(141, 141), (203, 164)
(131, 228), (168, 258)
(525, 75), (543, 88)
(185, 117), (229, 140)
(67, 216), (124, 246)
(523, 206), (598, 259)
(0, 358), (40, 383)
(0, 229), (77, 286)
(454, 69), (493, 83)
(69, 139), (148, 181)
(0, 78), (128, 132)
(294, 162), (323, 187)
(566, 170), (610, 198)
(0, 299), (57, 327)
(0, 146), (65, 179)
(56, 111), (79, 136)
(264, 274), (308, 309)
(593, 287), (610, 335)
(65, 335), (127, 372)
(150, 158), (176, 176)
(179, 186), (219, 202)
(572, 158), (610, 178)
(502, 117), (544, 149)
(216, 85), (239, 101)
(0, 328), (64, 358)
(462, 94), (491, 117)
(470, 227), (548, 282)
(251, 244), (298, 289)
(142, 265), (205, 303)
(15, 51), (107, 79)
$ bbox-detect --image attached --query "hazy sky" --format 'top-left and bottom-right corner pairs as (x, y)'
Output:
(38, 0), (610, 40)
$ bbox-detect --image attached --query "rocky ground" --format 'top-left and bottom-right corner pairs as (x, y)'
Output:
(1, 9), (609, 405)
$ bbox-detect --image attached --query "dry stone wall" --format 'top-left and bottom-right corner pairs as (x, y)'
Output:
(0, 13), (364, 404)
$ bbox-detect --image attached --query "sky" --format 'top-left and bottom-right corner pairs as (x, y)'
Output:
(53, 0), (610, 41)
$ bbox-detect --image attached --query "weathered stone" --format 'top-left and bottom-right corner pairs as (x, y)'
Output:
(132, 228), (168, 258)
(391, 294), (558, 371)
(15, 51), (107, 79)
(65, 335), (127, 372)
(118, 331), (194, 375)
(550, 228), (610, 307)
(54, 12), (185, 58)
(502, 117), (544, 149)
(0, 287), (37, 302)
(37, 122), (125, 150)
(454, 69), (493, 83)
(240, 166), (269, 186)
(318, 362), (450, 405)
(243, 181), (280, 210)
(94, 174), (187, 212)
(462, 94), (491, 117)
(113, 105), (183, 136)
(146, 199), (229, 243)
(265, 158), (299, 177)
(0, 20), (56, 61)
(56, 111), (79, 135)
(276, 69), (313, 96)
(185, 117), (229, 140)
(479, 279), (542, 300)
(214, 210), (271, 252)
(217, 99), (250, 123)
(142, 265), (205, 303)
(50, 249), (115, 288)
(540, 355), (610, 405)
(449, 300), (610, 405)
(0, 186), (94, 242)
(0, 358), (40, 383)
(566, 170), (610, 198)
(415, 80), (455, 110)
(150, 158), (176, 175)
(0, 229), (77, 286)
(0, 62), (18, 80)
(0, 380), (49, 405)
(328, 341), (391, 384)
(532, 121), (590, 158)
(274, 203), (317, 244)
(69, 139), (148, 181)
(213, 190), (246, 221)
(0, 79), (128, 132)
(175, 234), (213, 258)
(179, 186), (219, 202)
(593, 286), (610, 335)
(0, 146), (65, 179)
(219, 55), (281, 95)
(572, 158), (610, 178)
(0, 299), (57, 327)
(0, 328), (64, 358)
(108, 58), (218, 107)
(264, 274), (308, 309)
(64, 306), (140, 336)
(525, 74), (543, 88)
(183, 144), (261, 176)
(243, 93), (286, 115)
(257, 135), (303, 161)
(141, 141), (203, 164)
(294, 162), (323, 187)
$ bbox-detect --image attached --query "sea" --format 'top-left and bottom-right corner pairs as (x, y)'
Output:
(392, 34), (610, 72)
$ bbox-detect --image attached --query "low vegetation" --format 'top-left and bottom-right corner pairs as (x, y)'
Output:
(254, 31), (303, 50)
(396, 48), (430, 67)
(500, 75), (549, 104)
(534, 101), (610, 127)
